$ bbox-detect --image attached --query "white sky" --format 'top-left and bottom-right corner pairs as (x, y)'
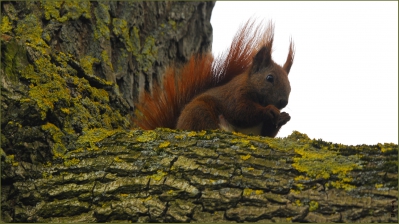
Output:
(211, 1), (398, 145)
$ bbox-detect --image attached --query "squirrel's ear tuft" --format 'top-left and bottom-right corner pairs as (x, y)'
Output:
(251, 46), (272, 74)
(283, 39), (295, 75)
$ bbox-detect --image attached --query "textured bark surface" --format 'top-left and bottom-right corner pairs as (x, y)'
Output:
(1, 1), (214, 109)
(1, 129), (398, 222)
(1, 1), (398, 223)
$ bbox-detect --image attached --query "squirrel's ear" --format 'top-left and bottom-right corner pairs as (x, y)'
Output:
(251, 46), (272, 74)
(283, 40), (295, 75)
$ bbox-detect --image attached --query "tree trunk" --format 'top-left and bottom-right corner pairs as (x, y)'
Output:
(1, 1), (397, 223)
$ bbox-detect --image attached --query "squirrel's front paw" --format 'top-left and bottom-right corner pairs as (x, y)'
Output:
(264, 105), (281, 125)
(276, 112), (290, 127)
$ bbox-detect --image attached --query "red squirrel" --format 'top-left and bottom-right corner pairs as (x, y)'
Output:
(134, 20), (295, 137)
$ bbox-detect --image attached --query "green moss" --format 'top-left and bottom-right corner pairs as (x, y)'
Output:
(1, 15), (13, 34)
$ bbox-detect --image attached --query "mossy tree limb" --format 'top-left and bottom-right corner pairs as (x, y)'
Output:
(1, 129), (397, 222)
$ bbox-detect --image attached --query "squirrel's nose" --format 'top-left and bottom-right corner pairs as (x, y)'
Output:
(277, 99), (288, 109)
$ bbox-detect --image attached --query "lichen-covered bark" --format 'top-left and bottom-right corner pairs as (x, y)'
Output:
(1, 1), (397, 223)
(1, 1), (214, 108)
(1, 129), (397, 222)
(1, 1), (214, 175)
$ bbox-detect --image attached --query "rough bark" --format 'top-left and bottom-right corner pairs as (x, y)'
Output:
(1, 1), (398, 223)
(1, 1), (214, 109)
(1, 129), (398, 222)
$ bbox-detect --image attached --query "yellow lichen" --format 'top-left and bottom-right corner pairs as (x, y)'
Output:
(378, 143), (397, 152)
(80, 55), (100, 76)
(63, 158), (80, 167)
(290, 189), (300, 194)
(292, 144), (361, 190)
(255, 190), (264, 195)
(240, 154), (251, 160)
(42, 1), (91, 22)
(1, 16), (13, 34)
(244, 167), (254, 171)
(61, 108), (70, 114)
(150, 170), (167, 181)
(187, 131), (197, 137)
(94, 3), (110, 40)
(77, 128), (120, 150)
(22, 56), (71, 120)
(231, 138), (250, 146)
(174, 134), (185, 140)
(329, 181), (356, 191)
(4, 154), (15, 164)
(90, 87), (110, 103)
(101, 50), (113, 71)
(15, 14), (48, 55)
(197, 130), (207, 136)
(112, 18), (133, 51)
(114, 157), (123, 163)
(168, 20), (177, 30)
(295, 183), (304, 191)
(42, 123), (67, 157)
(142, 196), (152, 202)
(309, 201), (319, 212)
(136, 130), (157, 142)
(159, 141), (170, 148)
(243, 188), (253, 196)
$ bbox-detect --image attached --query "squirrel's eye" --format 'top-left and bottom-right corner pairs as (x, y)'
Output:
(266, 74), (274, 83)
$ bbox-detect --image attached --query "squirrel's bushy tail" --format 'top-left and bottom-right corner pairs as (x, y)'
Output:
(134, 19), (276, 130)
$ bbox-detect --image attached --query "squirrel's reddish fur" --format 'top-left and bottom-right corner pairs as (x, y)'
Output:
(134, 20), (295, 137)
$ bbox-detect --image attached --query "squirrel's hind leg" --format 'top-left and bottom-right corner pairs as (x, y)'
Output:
(176, 96), (220, 131)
